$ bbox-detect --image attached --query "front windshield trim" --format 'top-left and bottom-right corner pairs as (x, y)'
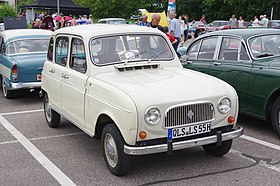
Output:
(247, 33), (280, 60)
(89, 33), (175, 67)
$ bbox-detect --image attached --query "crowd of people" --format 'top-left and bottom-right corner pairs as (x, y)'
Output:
(31, 11), (94, 30)
(137, 12), (274, 51)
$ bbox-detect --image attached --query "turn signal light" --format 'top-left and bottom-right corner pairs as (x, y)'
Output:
(139, 131), (147, 139)
(228, 116), (235, 124)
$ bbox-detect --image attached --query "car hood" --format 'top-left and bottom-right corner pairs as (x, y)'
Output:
(8, 53), (47, 74)
(96, 67), (235, 107)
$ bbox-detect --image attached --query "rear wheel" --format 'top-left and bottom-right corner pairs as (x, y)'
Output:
(101, 124), (132, 176)
(270, 97), (280, 138)
(2, 77), (15, 99)
(203, 139), (232, 157)
(44, 93), (60, 128)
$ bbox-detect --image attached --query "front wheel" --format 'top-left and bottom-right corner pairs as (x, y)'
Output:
(270, 97), (280, 138)
(2, 77), (15, 99)
(101, 124), (132, 176)
(203, 139), (232, 157)
(44, 93), (60, 128)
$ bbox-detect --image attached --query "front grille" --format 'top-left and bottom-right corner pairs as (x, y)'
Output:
(164, 102), (215, 128)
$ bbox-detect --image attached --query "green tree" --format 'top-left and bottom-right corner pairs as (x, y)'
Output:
(0, 3), (17, 23)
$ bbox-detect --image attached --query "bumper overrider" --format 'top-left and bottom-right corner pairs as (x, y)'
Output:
(10, 82), (41, 90)
(124, 126), (243, 155)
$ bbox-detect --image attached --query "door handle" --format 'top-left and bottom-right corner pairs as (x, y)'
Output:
(213, 62), (222, 66)
(62, 73), (69, 79)
(186, 61), (193, 64)
(49, 69), (55, 73)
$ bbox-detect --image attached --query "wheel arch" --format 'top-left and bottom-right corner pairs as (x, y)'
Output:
(265, 88), (280, 121)
(94, 114), (115, 139)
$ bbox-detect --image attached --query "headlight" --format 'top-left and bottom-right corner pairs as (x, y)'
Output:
(144, 107), (161, 125)
(218, 97), (231, 114)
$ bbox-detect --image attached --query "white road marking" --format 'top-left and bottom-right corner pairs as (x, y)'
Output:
(0, 140), (18, 145)
(0, 115), (76, 186)
(0, 132), (84, 146)
(231, 149), (280, 173)
(241, 135), (280, 151)
(0, 109), (44, 116)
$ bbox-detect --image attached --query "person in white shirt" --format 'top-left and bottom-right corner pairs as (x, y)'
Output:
(252, 16), (259, 27)
(238, 16), (246, 28)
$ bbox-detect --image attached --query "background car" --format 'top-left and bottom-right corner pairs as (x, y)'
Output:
(268, 20), (280, 29)
(97, 18), (127, 24)
(182, 28), (280, 137)
(195, 20), (230, 37)
(0, 29), (51, 98)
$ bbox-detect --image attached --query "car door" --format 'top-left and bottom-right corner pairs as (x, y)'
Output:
(61, 37), (88, 127)
(43, 36), (69, 111)
(210, 36), (252, 111)
(183, 37), (219, 74)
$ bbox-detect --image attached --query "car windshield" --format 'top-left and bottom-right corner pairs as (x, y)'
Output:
(249, 34), (280, 58)
(107, 20), (126, 24)
(90, 34), (173, 65)
(5, 39), (49, 55)
(211, 21), (228, 27)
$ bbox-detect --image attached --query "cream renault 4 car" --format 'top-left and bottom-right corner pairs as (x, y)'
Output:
(41, 24), (243, 176)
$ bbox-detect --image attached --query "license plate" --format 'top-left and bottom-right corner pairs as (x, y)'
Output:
(37, 74), (42, 80)
(168, 123), (211, 139)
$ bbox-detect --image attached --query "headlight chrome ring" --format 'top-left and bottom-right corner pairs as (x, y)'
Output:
(144, 107), (161, 125)
(218, 97), (231, 114)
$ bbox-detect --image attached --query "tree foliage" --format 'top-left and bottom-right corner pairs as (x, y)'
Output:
(18, 0), (280, 22)
(0, 3), (17, 23)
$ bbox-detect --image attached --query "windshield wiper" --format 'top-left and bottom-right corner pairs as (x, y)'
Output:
(148, 49), (169, 63)
(124, 50), (147, 65)
(256, 52), (274, 58)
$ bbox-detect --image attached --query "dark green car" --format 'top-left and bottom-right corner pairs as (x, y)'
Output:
(182, 29), (280, 137)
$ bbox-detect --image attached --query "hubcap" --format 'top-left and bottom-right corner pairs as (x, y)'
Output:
(44, 96), (52, 122)
(104, 133), (118, 168)
(2, 77), (7, 97)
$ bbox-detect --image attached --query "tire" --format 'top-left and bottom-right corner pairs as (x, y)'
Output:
(203, 139), (232, 157)
(101, 124), (132, 176)
(44, 93), (60, 128)
(2, 77), (15, 99)
(270, 97), (280, 138)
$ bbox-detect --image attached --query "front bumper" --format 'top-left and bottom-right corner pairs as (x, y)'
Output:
(10, 82), (41, 90)
(124, 126), (243, 155)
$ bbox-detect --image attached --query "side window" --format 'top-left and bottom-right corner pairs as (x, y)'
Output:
(55, 36), (69, 66)
(197, 37), (218, 59)
(219, 38), (239, 61)
(47, 37), (54, 61)
(239, 43), (250, 61)
(70, 38), (87, 73)
(187, 40), (201, 59)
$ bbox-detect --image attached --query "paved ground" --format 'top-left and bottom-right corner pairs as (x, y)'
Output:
(1, 90), (280, 186)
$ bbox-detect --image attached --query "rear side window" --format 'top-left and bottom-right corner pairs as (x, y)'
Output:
(55, 36), (69, 67)
(70, 38), (86, 73)
(197, 37), (218, 59)
(219, 38), (239, 61)
(47, 37), (54, 61)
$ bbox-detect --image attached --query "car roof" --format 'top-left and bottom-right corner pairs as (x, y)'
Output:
(52, 24), (164, 38)
(198, 28), (280, 40)
(1, 29), (52, 41)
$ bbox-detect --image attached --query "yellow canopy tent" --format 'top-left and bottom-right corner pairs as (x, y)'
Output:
(141, 11), (168, 27)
